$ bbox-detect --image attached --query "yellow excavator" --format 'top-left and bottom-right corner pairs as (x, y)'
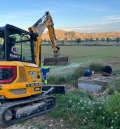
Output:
(0, 11), (69, 126)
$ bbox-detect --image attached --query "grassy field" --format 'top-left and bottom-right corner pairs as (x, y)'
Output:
(14, 46), (120, 129)
(41, 46), (120, 70)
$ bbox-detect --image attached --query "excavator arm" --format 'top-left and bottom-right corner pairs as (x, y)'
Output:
(28, 11), (69, 66)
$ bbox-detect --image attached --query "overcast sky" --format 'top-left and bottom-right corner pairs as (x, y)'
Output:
(0, 0), (120, 33)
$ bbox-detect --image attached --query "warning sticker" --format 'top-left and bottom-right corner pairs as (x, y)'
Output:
(29, 71), (36, 82)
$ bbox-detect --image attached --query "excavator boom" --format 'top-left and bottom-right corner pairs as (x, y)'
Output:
(28, 11), (70, 66)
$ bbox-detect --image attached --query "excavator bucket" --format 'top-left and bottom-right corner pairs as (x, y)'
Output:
(44, 56), (70, 66)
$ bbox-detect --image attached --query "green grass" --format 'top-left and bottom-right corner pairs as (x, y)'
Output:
(48, 91), (120, 129)
(41, 46), (120, 62)
(41, 46), (120, 71)
(16, 120), (47, 129)
(105, 77), (120, 95)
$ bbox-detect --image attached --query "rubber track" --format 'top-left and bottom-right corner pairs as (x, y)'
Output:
(0, 94), (57, 126)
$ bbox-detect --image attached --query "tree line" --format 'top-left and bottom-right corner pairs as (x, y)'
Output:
(42, 37), (120, 44)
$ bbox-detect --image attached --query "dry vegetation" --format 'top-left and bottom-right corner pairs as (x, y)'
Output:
(43, 29), (120, 40)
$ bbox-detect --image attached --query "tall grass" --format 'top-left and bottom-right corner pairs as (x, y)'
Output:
(84, 59), (107, 72)
(48, 59), (106, 84)
(105, 77), (120, 95)
(48, 72), (79, 84)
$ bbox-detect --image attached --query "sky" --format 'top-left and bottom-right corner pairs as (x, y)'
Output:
(0, 0), (120, 33)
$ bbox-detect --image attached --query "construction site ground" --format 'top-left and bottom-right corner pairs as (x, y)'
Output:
(0, 84), (76, 129)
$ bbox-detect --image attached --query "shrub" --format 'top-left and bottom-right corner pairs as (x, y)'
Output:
(105, 77), (120, 95)
(48, 72), (79, 84)
(75, 59), (106, 74)
(104, 91), (120, 127)
(76, 38), (81, 43)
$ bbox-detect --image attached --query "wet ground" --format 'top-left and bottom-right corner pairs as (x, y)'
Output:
(47, 63), (81, 76)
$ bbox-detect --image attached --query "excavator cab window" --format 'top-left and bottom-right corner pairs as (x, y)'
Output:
(0, 31), (5, 59)
(6, 26), (35, 63)
(21, 33), (32, 62)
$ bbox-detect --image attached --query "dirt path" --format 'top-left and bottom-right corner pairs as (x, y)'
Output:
(0, 84), (76, 129)
(7, 114), (67, 129)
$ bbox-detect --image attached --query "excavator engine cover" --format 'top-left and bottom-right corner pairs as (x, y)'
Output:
(44, 56), (70, 66)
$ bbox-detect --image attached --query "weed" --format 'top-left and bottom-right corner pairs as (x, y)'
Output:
(16, 119), (26, 127)
(75, 59), (106, 73)
(106, 77), (120, 95)
(48, 90), (120, 128)
(87, 59), (106, 72)
(48, 72), (79, 84)
(64, 124), (74, 128)
(16, 119), (47, 129)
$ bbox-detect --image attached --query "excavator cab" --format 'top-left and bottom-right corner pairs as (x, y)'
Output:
(0, 24), (35, 64)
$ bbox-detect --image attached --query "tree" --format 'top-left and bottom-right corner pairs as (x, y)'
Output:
(61, 40), (64, 44)
(68, 31), (71, 35)
(76, 38), (81, 43)
(48, 40), (51, 43)
(116, 37), (119, 43)
(96, 38), (98, 45)
(64, 38), (67, 42)
(101, 38), (105, 42)
(96, 38), (98, 42)
(44, 39), (47, 42)
(68, 31), (75, 40)
(107, 37), (109, 43)
(90, 38), (93, 43)
(70, 39), (73, 43)
(70, 31), (75, 39)
(85, 38), (88, 42)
